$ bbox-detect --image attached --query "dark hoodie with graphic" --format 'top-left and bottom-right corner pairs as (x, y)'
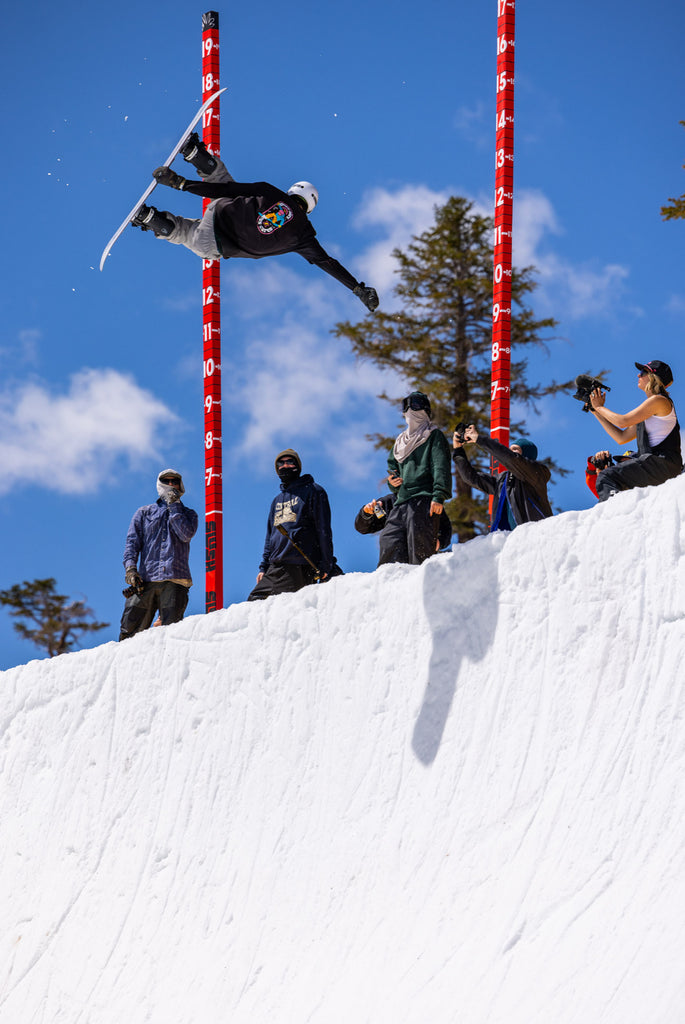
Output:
(259, 474), (334, 576)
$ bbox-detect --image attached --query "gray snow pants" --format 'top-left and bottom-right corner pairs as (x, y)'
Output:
(162, 158), (234, 260)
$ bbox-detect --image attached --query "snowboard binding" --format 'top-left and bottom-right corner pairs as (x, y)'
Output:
(131, 205), (175, 238)
(181, 131), (218, 176)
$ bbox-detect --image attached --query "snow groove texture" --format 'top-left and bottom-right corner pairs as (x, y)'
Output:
(1, 476), (685, 1024)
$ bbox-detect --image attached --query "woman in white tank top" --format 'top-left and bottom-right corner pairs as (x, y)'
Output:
(588, 359), (682, 501)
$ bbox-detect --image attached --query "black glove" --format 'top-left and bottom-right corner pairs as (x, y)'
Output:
(353, 282), (379, 312)
(125, 566), (144, 589)
(153, 166), (187, 190)
(163, 488), (181, 506)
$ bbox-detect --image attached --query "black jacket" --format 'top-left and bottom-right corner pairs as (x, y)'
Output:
(453, 435), (552, 530)
(183, 179), (359, 290)
(259, 474), (334, 576)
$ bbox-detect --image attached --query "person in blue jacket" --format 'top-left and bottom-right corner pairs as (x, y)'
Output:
(248, 449), (338, 601)
(119, 468), (199, 639)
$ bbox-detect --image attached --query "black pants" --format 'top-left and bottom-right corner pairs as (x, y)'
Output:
(377, 496), (440, 566)
(247, 563), (316, 602)
(119, 581), (189, 640)
(596, 453), (682, 501)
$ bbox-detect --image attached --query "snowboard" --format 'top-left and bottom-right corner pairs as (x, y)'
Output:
(99, 86), (227, 271)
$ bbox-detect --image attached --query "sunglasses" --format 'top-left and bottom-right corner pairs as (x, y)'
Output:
(160, 476), (181, 485)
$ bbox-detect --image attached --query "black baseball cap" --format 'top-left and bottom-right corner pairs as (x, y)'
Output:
(635, 360), (673, 387)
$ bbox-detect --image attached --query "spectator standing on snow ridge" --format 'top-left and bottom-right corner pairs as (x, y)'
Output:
(248, 450), (339, 601)
(588, 359), (682, 501)
(452, 425), (552, 531)
(119, 469), (198, 640)
(377, 393), (452, 566)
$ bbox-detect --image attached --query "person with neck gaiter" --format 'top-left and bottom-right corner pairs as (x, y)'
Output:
(119, 468), (198, 639)
(377, 393), (452, 566)
(247, 449), (339, 601)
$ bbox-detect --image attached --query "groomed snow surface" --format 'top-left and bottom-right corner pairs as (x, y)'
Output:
(1, 476), (684, 1024)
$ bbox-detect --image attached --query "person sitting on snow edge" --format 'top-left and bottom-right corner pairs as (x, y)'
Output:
(588, 359), (682, 501)
(130, 134), (379, 313)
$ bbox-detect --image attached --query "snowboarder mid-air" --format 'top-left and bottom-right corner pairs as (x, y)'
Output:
(131, 134), (379, 312)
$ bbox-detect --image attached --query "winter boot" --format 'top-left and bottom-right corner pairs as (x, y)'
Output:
(180, 131), (218, 176)
(131, 205), (175, 238)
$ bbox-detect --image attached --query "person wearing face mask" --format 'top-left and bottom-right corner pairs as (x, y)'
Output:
(247, 449), (339, 601)
(378, 393), (452, 566)
(119, 469), (199, 640)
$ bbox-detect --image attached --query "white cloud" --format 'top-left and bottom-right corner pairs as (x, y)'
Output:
(666, 294), (685, 316)
(0, 369), (177, 495)
(221, 265), (406, 480)
(0, 328), (42, 368)
(513, 189), (635, 320)
(352, 184), (452, 299)
(453, 102), (490, 148)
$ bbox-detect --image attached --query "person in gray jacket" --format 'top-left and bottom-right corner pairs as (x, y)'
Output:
(119, 469), (198, 640)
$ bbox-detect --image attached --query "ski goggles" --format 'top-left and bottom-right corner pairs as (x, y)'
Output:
(402, 393), (430, 413)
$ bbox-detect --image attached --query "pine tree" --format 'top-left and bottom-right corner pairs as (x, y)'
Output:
(0, 578), (109, 658)
(660, 122), (685, 221)
(333, 196), (573, 540)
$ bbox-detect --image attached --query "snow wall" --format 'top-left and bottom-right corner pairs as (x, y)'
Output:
(1, 475), (684, 1024)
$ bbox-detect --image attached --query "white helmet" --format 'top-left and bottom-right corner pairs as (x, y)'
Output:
(287, 181), (319, 213)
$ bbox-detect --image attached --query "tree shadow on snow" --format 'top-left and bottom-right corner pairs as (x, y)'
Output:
(412, 538), (501, 765)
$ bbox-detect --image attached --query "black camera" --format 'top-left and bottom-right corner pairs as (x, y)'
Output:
(122, 582), (145, 599)
(454, 421), (473, 443)
(590, 452), (614, 471)
(573, 374), (610, 413)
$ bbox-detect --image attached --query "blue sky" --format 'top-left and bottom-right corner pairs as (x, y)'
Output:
(0, 0), (683, 669)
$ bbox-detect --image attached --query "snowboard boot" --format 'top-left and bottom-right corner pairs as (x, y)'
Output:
(181, 131), (218, 176)
(131, 205), (175, 238)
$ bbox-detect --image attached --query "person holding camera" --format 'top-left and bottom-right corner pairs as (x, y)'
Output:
(377, 392), (452, 566)
(585, 450), (636, 498)
(452, 425), (552, 531)
(119, 469), (198, 640)
(588, 359), (682, 501)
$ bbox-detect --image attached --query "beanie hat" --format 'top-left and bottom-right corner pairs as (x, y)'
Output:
(274, 449), (302, 473)
(157, 468), (185, 497)
(511, 438), (538, 461)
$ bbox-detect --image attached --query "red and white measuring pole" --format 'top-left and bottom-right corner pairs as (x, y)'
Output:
(491, 0), (516, 465)
(201, 10), (223, 612)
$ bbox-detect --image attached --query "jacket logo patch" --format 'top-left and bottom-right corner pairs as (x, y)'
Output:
(274, 497), (299, 527)
(257, 201), (293, 235)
